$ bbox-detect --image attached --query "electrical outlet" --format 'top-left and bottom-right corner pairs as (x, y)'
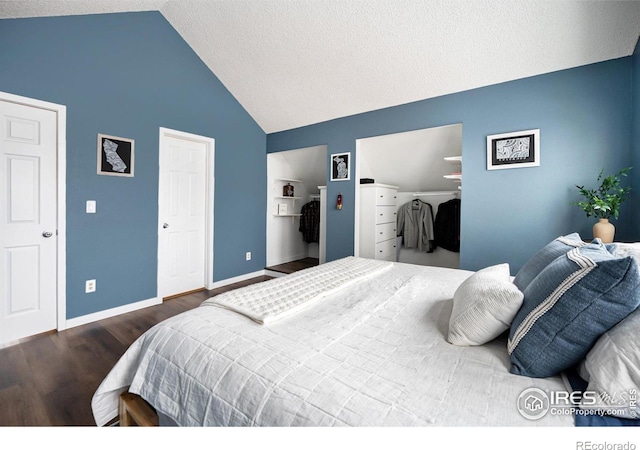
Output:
(245, 252), (251, 261)
(85, 279), (96, 293)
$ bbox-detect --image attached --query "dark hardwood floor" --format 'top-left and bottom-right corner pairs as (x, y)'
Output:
(0, 275), (272, 426)
(266, 257), (319, 274)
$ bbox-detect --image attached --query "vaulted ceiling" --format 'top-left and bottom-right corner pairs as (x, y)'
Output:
(2, 0), (639, 133)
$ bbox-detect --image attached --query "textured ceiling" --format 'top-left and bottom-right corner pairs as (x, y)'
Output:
(1, 0), (639, 133)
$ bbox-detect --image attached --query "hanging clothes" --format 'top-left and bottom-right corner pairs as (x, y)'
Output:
(434, 198), (461, 252)
(299, 200), (321, 243)
(396, 199), (435, 253)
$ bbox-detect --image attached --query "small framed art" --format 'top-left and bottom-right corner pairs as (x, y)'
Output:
(97, 134), (134, 177)
(331, 152), (350, 181)
(487, 129), (539, 170)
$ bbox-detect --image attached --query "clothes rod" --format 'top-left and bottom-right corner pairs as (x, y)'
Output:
(412, 190), (460, 196)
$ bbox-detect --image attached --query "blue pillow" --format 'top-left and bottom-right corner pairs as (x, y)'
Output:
(513, 233), (584, 292)
(508, 241), (640, 378)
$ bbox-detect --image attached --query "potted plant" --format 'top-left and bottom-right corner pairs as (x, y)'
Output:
(574, 167), (632, 243)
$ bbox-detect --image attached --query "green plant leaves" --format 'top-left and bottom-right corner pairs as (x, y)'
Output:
(573, 167), (632, 220)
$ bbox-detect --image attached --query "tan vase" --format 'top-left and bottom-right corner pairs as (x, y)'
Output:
(593, 218), (615, 243)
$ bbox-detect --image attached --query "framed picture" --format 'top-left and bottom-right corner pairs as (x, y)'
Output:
(97, 134), (134, 177)
(331, 152), (350, 181)
(487, 129), (539, 170)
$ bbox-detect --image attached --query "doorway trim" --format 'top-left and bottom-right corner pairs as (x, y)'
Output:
(354, 139), (363, 257)
(157, 127), (215, 298)
(0, 90), (67, 332)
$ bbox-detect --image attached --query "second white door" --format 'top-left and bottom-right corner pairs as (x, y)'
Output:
(158, 129), (213, 299)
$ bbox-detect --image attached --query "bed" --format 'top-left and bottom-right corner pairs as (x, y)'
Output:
(91, 236), (640, 427)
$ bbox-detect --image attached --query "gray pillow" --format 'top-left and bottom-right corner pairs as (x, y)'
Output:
(513, 233), (584, 292)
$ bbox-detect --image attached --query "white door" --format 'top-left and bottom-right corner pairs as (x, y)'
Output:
(0, 100), (58, 344)
(158, 129), (214, 299)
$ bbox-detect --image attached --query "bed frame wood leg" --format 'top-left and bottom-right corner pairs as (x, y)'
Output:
(119, 392), (159, 426)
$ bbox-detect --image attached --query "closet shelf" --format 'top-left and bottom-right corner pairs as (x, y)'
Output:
(444, 156), (462, 184)
(273, 214), (302, 217)
(274, 178), (303, 183)
(274, 196), (302, 200)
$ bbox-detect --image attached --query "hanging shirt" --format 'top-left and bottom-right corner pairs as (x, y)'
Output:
(299, 200), (321, 243)
(434, 198), (461, 252)
(397, 200), (435, 253)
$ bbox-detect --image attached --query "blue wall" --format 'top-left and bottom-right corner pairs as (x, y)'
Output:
(0, 12), (267, 319)
(268, 58), (636, 273)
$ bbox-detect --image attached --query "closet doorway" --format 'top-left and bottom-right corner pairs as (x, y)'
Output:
(266, 145), (327, 273)
(355, 124), (462, 269)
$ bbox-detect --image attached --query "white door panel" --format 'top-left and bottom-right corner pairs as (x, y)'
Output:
(1, 101), (57, 344)
(159, 132), (212, 298)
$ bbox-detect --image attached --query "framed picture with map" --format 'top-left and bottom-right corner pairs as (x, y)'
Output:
(97, 134), (134, 177)
(330, 152), (350, 181)
(486, 129), (539, 170)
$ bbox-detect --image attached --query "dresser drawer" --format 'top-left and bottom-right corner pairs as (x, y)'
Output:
(375, 188), (398, 206)
(375, 222), (397, 243)
(375, 238), (397, 259)
(375, 206), (397, 224)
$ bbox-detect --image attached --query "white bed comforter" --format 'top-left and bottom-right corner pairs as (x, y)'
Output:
(91, 259), (572, 427)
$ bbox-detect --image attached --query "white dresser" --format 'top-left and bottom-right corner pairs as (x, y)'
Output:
(358, 183), (399, 261)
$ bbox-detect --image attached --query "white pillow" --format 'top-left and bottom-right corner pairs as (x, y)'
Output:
(611, 242), (640, 261)
(578, 308), (640, 419)
(448, 263), (524, 346)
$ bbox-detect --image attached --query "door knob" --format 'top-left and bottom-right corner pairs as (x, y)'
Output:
(42, 231), (53, 238)
(163, 223), (169, 229)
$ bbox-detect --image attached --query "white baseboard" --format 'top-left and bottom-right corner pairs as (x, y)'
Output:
(62, 272), (274, 331)
(209, 270), (268, 289)
(61, 296), (162, 330)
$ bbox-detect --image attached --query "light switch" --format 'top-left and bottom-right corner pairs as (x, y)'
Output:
(86, 200), (96, 214)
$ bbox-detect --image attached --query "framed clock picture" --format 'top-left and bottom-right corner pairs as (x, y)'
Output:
(487, 129), (539, 170)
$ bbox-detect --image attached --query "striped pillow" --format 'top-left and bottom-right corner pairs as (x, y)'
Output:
(508, 241), (640, 378)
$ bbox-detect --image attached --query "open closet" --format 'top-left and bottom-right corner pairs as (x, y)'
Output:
(355, 124), (462, 269)
(266, 145), (327, 270)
